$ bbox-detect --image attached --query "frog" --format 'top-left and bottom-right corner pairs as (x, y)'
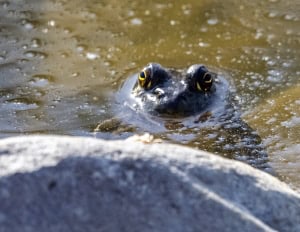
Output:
(95, 63), (272, 173)
(132, 63), (216, 116)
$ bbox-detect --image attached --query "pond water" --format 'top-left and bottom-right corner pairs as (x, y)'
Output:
(0, 0), (299, 188)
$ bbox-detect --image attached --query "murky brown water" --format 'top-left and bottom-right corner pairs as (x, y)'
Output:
(0, 0), (299, 188)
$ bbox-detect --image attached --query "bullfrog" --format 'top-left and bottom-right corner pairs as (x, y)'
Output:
(96, 63), (271, 172)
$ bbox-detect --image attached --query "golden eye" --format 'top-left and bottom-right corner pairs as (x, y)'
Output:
(138, 71), (146, 81)
(138, 71), (147, 87)
(138, 68), (152, 89)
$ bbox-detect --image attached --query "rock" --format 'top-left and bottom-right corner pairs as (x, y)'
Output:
(0, 136), (299, 232)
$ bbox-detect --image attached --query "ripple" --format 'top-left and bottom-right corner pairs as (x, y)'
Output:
(130, 18), (142, 25)
(284, 14), (298, 21)
(21, 20), (36, 30)
(281, 116), (300, 128)
(76, 44), (87, 53)
(267, 11), (279, 18)
(31, 38), (42, 48)
(181, 4), (191, 15)
(170, 20), (178, 26)
(80, 11), (97, 20)
(47, 20), (56, 27)
(29, 74), (55, 87)
(86, 52), (99, 60)
(5, 99), (39, 111)
(24, 51), (48, 59)
(71, 72), (80, 77)
(207, 18), (219, 25)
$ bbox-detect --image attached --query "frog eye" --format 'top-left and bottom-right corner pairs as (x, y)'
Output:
(204, 72), (212, 83)
(137, 63), (170, 90)
(138, 68), (152, 89)
(196, 72), (213, 92)
(138, 71), (146, 81)
(138, 71), (147, 87)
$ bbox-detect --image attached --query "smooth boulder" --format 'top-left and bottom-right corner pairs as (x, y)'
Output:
(0, 135), (299, 232)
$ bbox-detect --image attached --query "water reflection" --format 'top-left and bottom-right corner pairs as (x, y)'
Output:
(0, 0), (299, 188)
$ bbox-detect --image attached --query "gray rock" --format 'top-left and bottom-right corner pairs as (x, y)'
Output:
(0, 136), (299, 232)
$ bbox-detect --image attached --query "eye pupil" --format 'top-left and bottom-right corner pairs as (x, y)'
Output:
(139, 71), (145, 79)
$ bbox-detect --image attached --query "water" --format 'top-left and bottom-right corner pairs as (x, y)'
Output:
(0, 0), (299, 188)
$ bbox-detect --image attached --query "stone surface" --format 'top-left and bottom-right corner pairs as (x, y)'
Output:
(0, 135), (299, 232)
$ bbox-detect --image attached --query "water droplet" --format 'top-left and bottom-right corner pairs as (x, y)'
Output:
(268, 11), (278, 18)
(42, 28), (49, 34)
(198, 42), (210, 47)
(182, 4), (191, 15)
(60, 52), (68, 58)
(267, 72), (282, 83)
(200, 27), (208, 32)
(21, 20), (35, 30)
(104, 61), (110, 67)
(24, 51), (35, 58)
(170, 20), (177, 26)
(48, 20), (56, 27)
(216, 55), (222, 62)
(71, 72), (79, 77)
(267, 60), (276, 66)
(109, 69), (116, 75)
(31, 38), (41, 48)
(130, 18), (142, 25)
(267, 34), (275, 43)
(127, 10), (135, 17)
(53, 98), (61, 104)
(64, 28), (72, 34)
(76, 44), (87, 53)
(86, 52), (99, 60)
(5, 99), (39, 111)
(284, 14), (296, 21)
(14, 67), (21, 72)
(82, 11), (96, 20)
(24, 51), (47, 59)
(29, 74), (54, 87)
(282, 62), (291, 68)
(207, 18), (218, 25)
(254, 30), (263, 40)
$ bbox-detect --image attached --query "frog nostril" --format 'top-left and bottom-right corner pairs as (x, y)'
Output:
(154, 88), (165, 98)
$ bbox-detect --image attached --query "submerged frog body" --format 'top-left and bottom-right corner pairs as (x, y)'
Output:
(98, 63), (271, 172)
